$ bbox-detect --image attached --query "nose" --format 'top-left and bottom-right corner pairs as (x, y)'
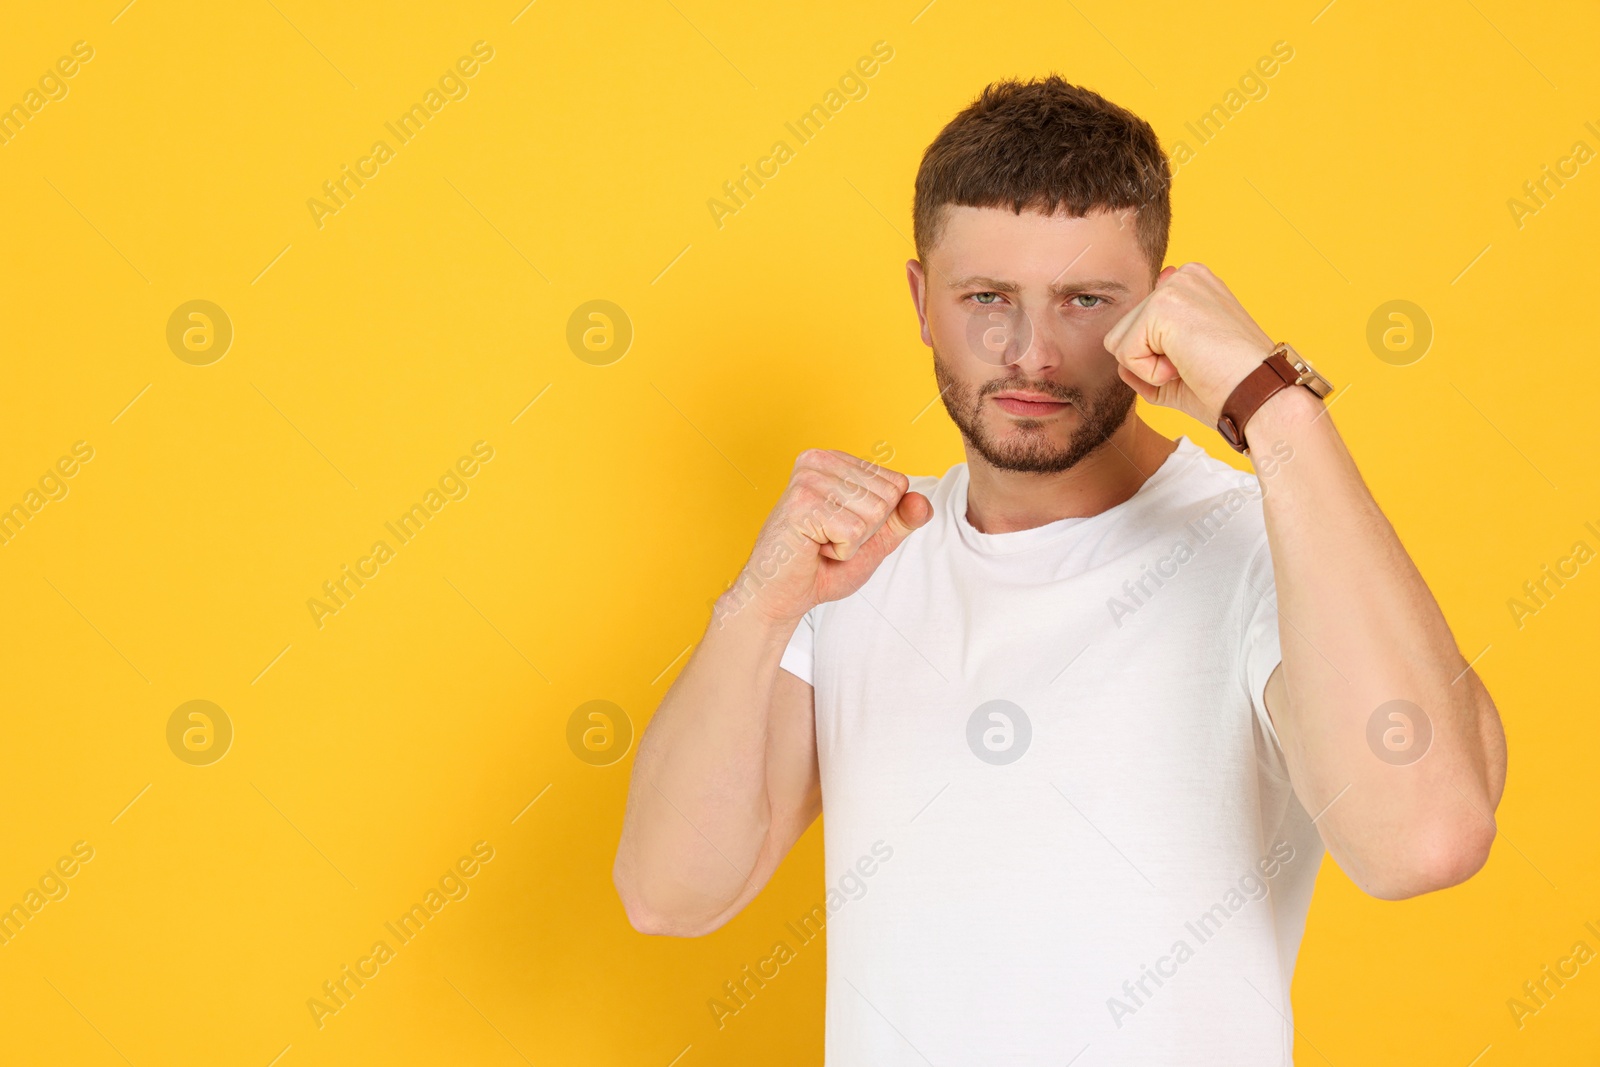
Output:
(1009, 303), (1065, 375)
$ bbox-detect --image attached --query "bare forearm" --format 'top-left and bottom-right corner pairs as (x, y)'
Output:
(613, 599), (795, 932)
(1247, 386), (1507, 897)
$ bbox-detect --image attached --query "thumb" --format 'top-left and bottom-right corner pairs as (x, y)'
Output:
(853, 490), (932, 567)
(885, 490), (934, 540)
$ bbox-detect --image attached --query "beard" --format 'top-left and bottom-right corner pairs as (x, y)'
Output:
(932, 346), (1136, 474)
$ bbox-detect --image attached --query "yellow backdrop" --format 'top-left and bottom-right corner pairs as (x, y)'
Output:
(1, 1), (1594, 1063)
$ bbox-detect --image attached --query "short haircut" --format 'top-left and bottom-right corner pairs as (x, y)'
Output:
(913, 76), (1171, 273)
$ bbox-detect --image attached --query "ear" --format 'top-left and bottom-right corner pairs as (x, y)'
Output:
(905, 259), (932, 347)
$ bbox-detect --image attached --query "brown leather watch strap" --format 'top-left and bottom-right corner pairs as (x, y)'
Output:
(1216, 350), (1303, 454)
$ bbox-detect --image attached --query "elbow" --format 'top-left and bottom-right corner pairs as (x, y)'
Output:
(1360, 816), (1497, 900)
(618, 895), (716, 939)
(620, 901), (725, 939)
(618, 899), (680, 938)
(613, 870), (662, 935)
(612, 859), (726, 938)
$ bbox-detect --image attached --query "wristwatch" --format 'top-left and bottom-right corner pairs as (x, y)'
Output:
(1215, 342), (1333, 454)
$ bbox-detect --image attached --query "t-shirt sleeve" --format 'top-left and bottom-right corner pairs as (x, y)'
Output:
(778, 608), (816, 687)
(1239, 535), (1287, 770)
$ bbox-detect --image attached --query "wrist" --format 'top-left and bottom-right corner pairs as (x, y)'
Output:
(710, 584), (806, 639)
(1215, 341), (1334, 454)
(1217, 338), (1277, 404)
(1242, 378), (1323, 451)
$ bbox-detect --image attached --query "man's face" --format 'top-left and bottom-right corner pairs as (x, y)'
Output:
(908, 206), (1157, 473)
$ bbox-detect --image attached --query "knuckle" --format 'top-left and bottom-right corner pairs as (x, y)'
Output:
(840, 480), (872, 504)
(790, 467), (827, 493)
(784, 485), (823, 516)
(843, 450), (880, 474)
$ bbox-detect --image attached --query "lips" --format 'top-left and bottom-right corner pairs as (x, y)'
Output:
(992, 393), (1072, 417)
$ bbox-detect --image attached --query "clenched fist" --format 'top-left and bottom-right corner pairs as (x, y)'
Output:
(1102, 263), (1277, 425)
(714, 449), (932, 628)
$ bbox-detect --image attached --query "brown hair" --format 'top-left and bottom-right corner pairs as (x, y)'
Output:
(913, 76), (1171, 273)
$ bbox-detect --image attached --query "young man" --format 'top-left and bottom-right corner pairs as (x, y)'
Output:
(614, 77), (1507, 1064)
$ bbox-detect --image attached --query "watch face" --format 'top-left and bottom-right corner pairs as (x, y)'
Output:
(1284, 346), (1334, 397)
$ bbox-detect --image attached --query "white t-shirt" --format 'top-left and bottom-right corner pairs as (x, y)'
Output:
(779, 435), (1323, 1066)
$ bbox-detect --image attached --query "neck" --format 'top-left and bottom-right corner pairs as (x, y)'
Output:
(963, 415), (1178, 534)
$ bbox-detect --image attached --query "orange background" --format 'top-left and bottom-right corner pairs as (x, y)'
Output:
(0, 1), (1595, 1064)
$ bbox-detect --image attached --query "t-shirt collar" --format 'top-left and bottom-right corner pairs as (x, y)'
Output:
(953, 436), (1201, 556)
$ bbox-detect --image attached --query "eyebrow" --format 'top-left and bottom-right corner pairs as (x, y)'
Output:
(946, 274), (1018, 293)
(946, 275), (1133, 297)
